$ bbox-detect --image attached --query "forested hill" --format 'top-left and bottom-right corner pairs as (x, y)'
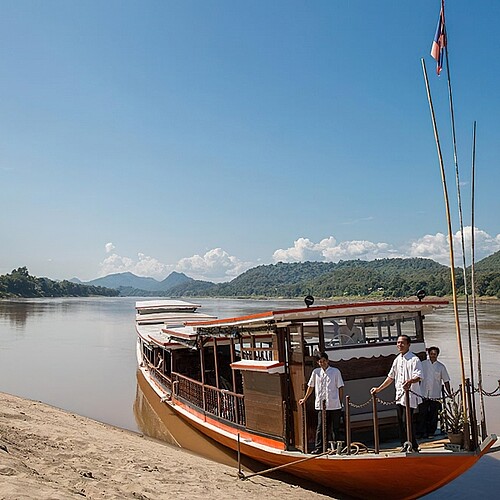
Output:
(4, 251), (500, 299)
(0, 267), (119, 298)
(474, 250), (500, 272)
(167, 258), (455, 298)
(165, 255), (500, 299)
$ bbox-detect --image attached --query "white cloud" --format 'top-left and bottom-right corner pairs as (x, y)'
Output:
(407, 227), (500, 265)
(176, 248), (253, 282)
(105, 242), (115, 254)
(99, 251), (172, 279)
(273, 237), (399, 263)
(96, 227), (500, 283)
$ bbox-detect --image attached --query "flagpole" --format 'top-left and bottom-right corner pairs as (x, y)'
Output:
(421, 57), (470, 450)
(470, 121), (487, 439)
(443, 22), (478, 448)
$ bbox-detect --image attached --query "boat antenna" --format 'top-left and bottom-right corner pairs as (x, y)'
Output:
(442, 12), (478, 443)
(421, 57), (470, 450)
(470, 121), (487, 439)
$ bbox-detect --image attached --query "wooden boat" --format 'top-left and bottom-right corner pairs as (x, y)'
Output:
(135, 298), (498, 500)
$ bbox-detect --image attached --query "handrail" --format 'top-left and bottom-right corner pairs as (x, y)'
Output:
(171, 370), (245, 426)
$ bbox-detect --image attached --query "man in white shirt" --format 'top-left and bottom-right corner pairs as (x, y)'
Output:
(299, 352), (344, 454)
(370, 335), (423, 451)
(418, 346), (451, 438)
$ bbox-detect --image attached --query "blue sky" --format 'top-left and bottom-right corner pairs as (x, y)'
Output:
(1, 0), (499, 282)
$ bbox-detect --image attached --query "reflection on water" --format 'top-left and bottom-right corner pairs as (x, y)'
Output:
(0, 297), (140, 431)
(1, 296), (499, 497)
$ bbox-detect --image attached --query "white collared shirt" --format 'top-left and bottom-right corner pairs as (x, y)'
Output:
(421, 359), (450, 399)
(307, 365), (344, 410)
(388, 351), (423, 408)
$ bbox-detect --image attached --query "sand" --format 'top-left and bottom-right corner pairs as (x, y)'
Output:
(0, 392), (331, 500)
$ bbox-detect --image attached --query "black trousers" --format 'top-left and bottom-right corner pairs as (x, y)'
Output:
(396, 404), (418, 451)
(418, 399), (442, 437)
(314, 409), (342, 451)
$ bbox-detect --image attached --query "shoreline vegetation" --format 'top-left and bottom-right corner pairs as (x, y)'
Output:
(2, 252), (500, 300)
(0, 392), (330, 500)
(0, 267), (119, 299)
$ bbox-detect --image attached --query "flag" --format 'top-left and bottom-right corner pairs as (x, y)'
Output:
(431, 0), (446, 75)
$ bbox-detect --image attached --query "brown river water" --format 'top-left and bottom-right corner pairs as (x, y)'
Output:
(1, 297), (499, 498)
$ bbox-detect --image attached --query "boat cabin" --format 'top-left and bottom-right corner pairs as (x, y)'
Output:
(137, 299), (447, 452)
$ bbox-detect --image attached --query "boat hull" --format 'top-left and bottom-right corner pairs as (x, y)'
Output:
(136, 365), (496, 500)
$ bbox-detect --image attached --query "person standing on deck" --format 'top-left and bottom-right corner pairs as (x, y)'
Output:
(370, 335), (422, 451)
(417, 346), (451, 438)
(299, 352), (344, 454)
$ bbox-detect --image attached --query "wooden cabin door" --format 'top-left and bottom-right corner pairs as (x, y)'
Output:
(288, 324), (308, 452)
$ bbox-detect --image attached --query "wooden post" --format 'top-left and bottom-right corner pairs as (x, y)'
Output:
(318, 318), (325, 353)
(200, 344), (206, 412)
(322, 400), (327, 453)
(441, 386), (447, 434)
(372, 393), (380, 454)
(345, 395), (352, 455)
(302, 402), (308, 454)
(237, 433), (243, 479)
(213, 337), (221, 417)
(466, 379), (478, 449)
(230, 337), (239, 424)
(405, 389), (412, 448)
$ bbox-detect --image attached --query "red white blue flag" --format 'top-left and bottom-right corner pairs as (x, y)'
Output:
(431, 0), (446, 75)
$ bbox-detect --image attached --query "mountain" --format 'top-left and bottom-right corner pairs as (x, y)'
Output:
(474, 249), (500, 273)
(471, 250), (500, 297)
(83, 271), (195, 292)
(85, 272), (162, 291)
(165, 258), (455, 299)
(72, 252), (500, 299)
(160, 271), (194, 289)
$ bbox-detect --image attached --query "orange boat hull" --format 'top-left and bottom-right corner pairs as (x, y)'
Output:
(138, 369), (496, 500)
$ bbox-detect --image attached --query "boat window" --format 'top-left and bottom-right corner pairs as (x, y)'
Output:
(236, 334), (275, 361)
(322, 317), (365, 347)
(290, 322), (320, 357)
(321, 312), (422, 346)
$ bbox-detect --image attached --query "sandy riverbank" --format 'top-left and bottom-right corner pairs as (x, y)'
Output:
(0, 392), (333, 500)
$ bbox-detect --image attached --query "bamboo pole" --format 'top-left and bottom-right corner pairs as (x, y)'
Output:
(444, 37), (478, 449)
(421, 58), (470, 450)
(470, 121), (487, 439)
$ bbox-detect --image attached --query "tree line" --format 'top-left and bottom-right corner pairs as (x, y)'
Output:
(0, 267), (119, 298)
(164, 258), (500, 299)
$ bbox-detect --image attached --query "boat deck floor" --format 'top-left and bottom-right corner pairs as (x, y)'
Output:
(301, 433), (457, 457)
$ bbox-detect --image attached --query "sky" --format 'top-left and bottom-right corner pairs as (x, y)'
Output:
(1, 0), (499, 283)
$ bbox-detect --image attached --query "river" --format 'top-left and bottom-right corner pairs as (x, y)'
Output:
(1, 297), (499, 498)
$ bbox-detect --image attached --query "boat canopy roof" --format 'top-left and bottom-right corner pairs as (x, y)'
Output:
(185, 299), (448, 330)
(136, 299), (202, 313)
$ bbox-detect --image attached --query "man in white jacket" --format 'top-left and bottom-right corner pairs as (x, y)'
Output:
(371, 335), (422, 451)
(418, 346), (451, 438)
(299, 352), (344, 454)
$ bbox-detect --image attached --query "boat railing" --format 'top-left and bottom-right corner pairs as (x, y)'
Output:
(144, 359), (173, 392)
(240, 347), (274, 361)
(172, 371), (246, 427)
